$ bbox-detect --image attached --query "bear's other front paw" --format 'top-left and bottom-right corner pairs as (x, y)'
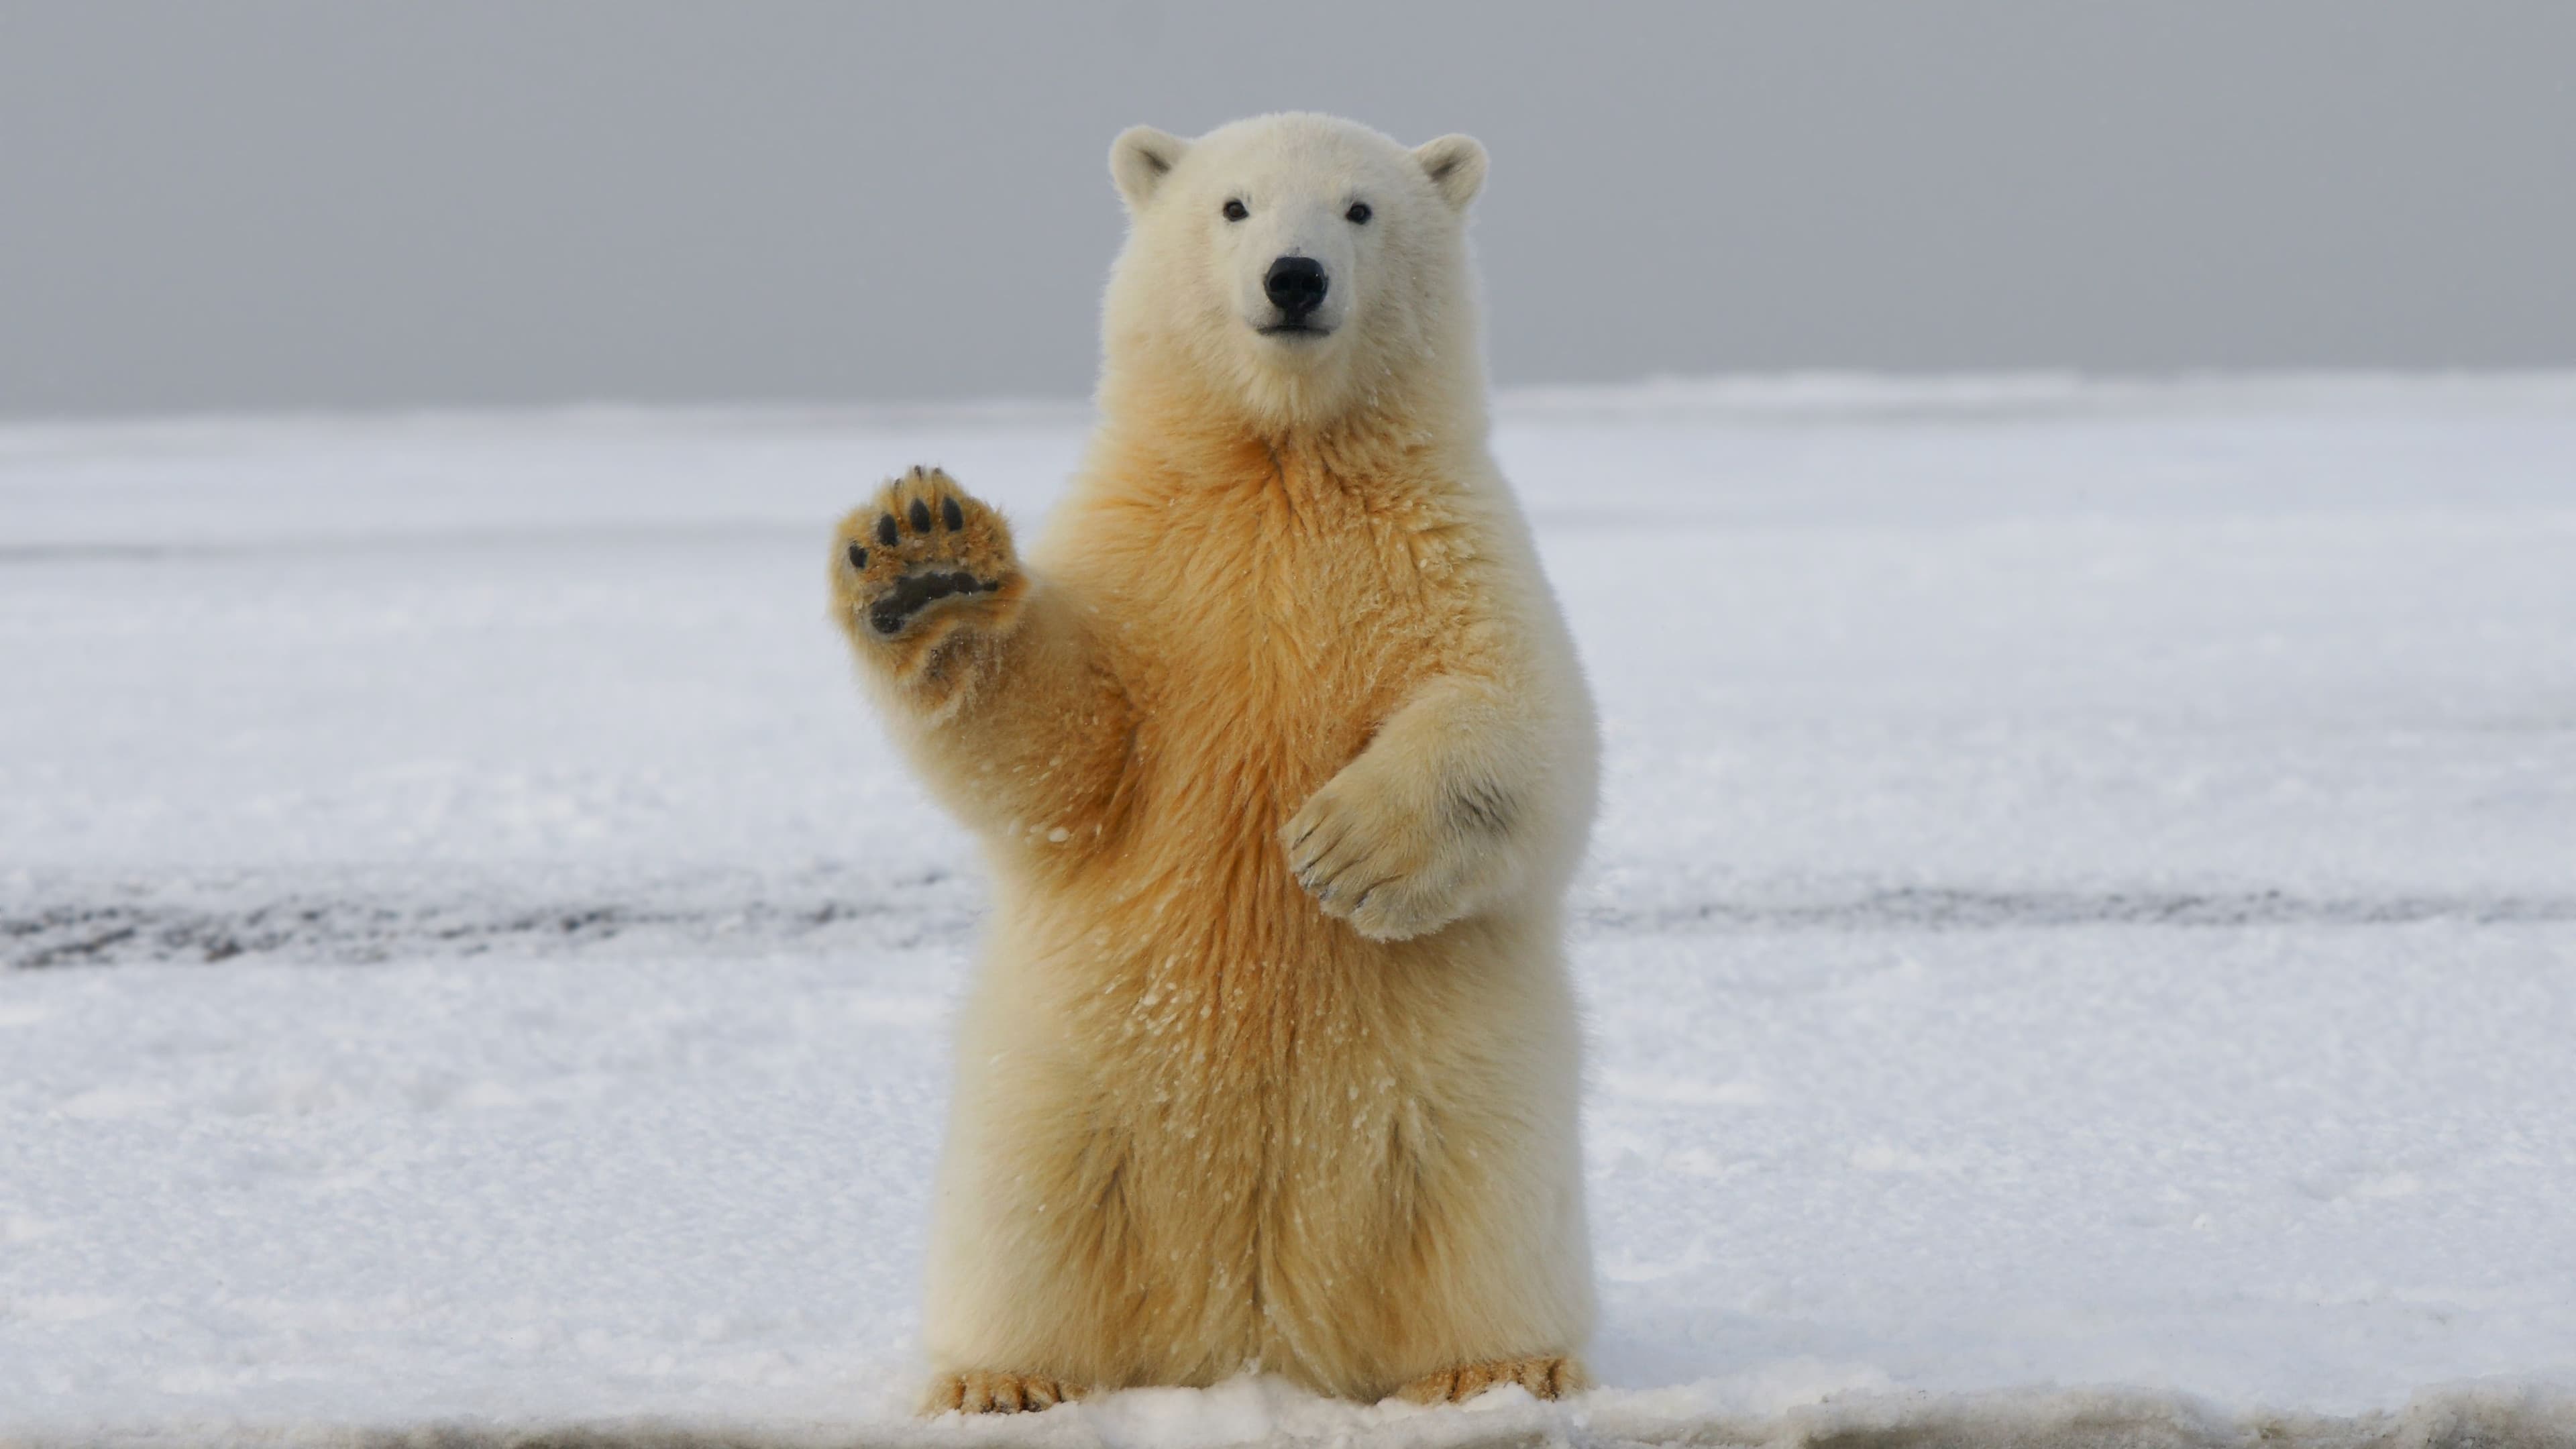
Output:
(1281, 773), (1469, 942)
(830, 466), (1026, 653)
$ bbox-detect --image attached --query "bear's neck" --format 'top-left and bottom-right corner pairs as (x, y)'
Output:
(1095, 345), (1490, 496)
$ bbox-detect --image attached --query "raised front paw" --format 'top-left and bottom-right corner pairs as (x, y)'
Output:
(830, 466), (1026, 652)
(1281, 770), (1474, 942)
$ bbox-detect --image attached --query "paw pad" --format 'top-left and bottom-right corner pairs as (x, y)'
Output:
(869, 569), (999, 635)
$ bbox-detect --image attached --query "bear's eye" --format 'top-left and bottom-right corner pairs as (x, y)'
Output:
(1345, 202), (1372, 225)
(1222, 199), (1248, 222)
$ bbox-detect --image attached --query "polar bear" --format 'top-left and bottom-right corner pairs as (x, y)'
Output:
(828, 113), (1598, 1413)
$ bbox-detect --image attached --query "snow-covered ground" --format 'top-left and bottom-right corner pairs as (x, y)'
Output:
(4, 376), (2574, 1448)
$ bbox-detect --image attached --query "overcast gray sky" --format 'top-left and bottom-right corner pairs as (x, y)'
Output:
(3, 2), (2572, 419)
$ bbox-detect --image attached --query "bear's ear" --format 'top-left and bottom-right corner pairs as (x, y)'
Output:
(1413, 133), (1488, 210)
(1110, 125), (1191, 211)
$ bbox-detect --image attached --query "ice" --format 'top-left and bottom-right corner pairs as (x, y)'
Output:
(4, 376), (2574, 1445)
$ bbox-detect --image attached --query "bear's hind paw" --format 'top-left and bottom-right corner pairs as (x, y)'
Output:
(924, 1369), (1090, 1415)
(1393, 1356), (1587, 1405)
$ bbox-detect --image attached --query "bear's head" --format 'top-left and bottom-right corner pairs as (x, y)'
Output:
(1102, 113), (1488, 438)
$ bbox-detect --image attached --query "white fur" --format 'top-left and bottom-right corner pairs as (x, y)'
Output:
(869, 113), (1599, 1409)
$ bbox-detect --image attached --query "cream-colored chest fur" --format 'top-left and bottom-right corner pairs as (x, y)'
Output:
(1038, 442), (1489, 902)
(998, 441), (1501, 1120)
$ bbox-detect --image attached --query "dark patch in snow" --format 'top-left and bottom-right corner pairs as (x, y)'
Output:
(2, 884), (975, 970)
(1592, 886), (2576, 934)
(9, 879), (2571, 970)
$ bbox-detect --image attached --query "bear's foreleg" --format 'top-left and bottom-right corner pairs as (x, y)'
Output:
(832, 468), (1137, 861)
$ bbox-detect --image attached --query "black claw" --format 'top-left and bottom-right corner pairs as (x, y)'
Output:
(876, 514), (898, 547)
(941, 495), (965, 531)
(909, 498), (933, 533)
(846, 543), (867, 570)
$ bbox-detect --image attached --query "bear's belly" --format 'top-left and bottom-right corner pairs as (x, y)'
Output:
(1000, 820), (1510, 1389)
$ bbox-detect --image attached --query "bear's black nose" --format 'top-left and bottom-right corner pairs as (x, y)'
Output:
(1264, 256), (1328, 319)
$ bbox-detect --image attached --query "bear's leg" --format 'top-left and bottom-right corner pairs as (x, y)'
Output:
(1351, 1129), (1593, 1408)
(918, 989), (1267, 1412)
(1254, 922), (1595, 1403)
(918, 1059), (1134, 1412)
(830, 467), (1138, 867)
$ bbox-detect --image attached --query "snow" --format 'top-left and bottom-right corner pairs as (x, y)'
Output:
(4, 376), (2575, 1447)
